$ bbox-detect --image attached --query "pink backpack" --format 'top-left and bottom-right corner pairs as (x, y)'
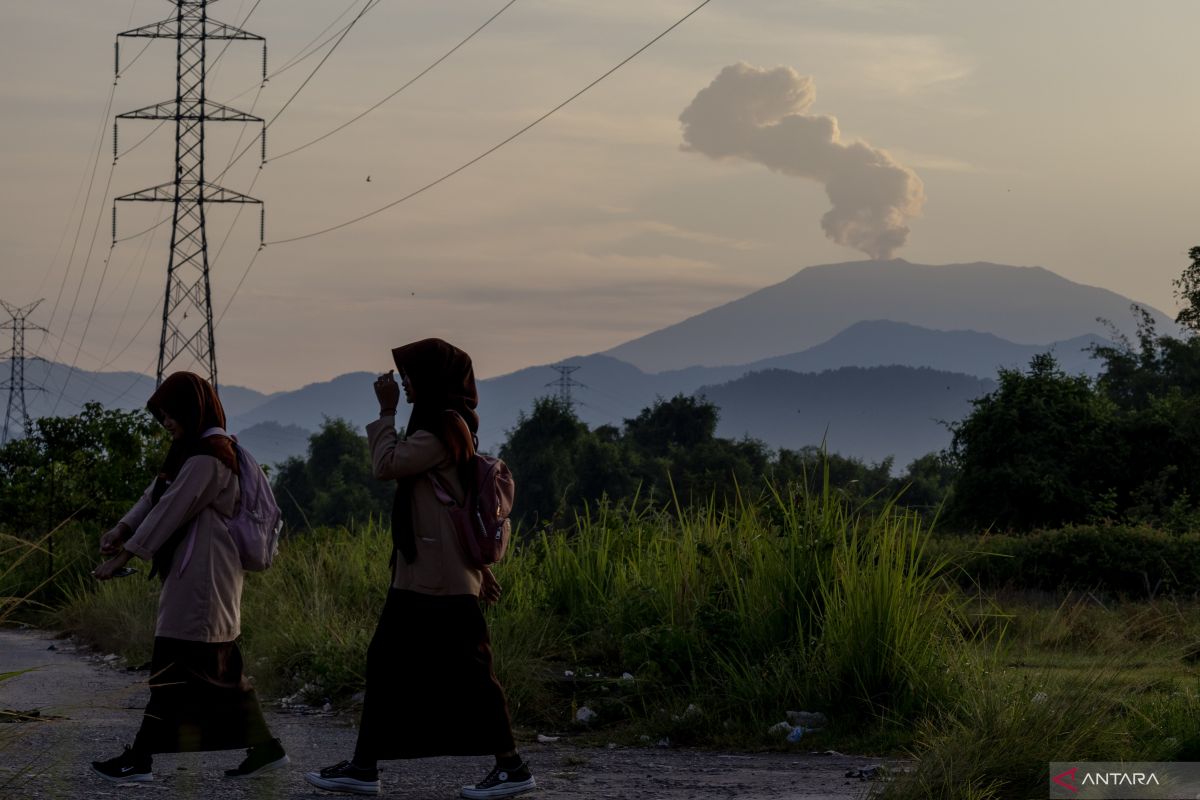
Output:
(429, 454), (515, 567)
(178, 428), (282, 573)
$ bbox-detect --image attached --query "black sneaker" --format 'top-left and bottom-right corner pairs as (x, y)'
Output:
(304, 760), (381, 795)
(225, 737), (290, 778)
(460, 760), (536, 799)
(91, 745), (153, 783)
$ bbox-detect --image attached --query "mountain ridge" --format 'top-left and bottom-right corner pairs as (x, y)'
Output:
(602, 259), (1172, 372)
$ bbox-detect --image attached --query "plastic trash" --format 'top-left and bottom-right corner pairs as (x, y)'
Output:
(786, 726), (808, 743)
(786, 710), (829, 729)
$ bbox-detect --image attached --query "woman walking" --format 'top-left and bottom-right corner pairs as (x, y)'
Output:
(305, 338), (534, 798)
(90, 371), (288, 782)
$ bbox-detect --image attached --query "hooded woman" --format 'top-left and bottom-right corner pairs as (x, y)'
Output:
(305, 338), (534, 799)
(90, 371), (287, 783)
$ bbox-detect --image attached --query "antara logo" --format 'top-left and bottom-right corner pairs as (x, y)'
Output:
(1052, 768), (1078, 792)
(1052, 766), (1162, 791)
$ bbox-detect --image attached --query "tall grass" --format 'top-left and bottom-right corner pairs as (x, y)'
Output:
(51, 477), (966, 741)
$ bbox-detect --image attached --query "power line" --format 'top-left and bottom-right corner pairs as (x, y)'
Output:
(47, 155), (122, 415)
(211, 0), (382, 183)
(263, 0), (715, 247)
(269, 0), (518, 163)
(39, 83), (119, 358)
(219, 0), (369, 105)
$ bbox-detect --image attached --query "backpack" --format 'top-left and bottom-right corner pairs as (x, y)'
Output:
(429, 453), (515, 568)
(199, 427), (283, 571)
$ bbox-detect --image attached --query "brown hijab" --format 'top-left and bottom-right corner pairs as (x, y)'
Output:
(389, 339), (478, 564)
(145, 372), (238, 579)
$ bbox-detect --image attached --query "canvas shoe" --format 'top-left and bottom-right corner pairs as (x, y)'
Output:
(225, 737), (290, 778)
(460, 760), (536, 799)
(91, 745), (153, 783)
(304, 760), (382, 795)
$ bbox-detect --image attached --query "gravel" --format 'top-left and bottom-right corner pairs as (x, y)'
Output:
(0, 628), (890, 800)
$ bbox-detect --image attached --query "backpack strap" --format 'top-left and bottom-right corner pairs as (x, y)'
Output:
(201, 426), (238, 446)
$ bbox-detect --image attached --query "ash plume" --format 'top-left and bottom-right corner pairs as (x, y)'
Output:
(680, 63), (925, 259)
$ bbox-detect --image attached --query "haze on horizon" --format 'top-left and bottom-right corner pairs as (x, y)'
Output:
(2, 0), (1197, 394)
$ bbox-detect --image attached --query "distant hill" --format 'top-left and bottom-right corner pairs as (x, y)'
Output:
(5, 259), (1156, 466)
(4, 361), (272, 421)
(701, 366), (997, 468)
(603, 259), (1173, 372)
(227, 372), (378, 433)
(234, 421), (313, 468)
(6, 314), (1109, 465)
(660, 320), (1108, 385)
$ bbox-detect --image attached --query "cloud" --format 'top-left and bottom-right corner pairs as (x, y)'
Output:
(679, 62), (925, 259)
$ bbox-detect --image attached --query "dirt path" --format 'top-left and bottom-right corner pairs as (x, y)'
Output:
(0, 628), (886, 800)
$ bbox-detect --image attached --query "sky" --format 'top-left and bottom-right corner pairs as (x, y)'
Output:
(2, 0), (1198, 393)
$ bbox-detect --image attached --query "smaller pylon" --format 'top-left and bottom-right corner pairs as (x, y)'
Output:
(1, 299), (48, 445)
(546, 364), (585, 409)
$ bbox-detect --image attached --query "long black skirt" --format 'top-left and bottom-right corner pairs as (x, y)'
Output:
(355, 589), (515, 760)
(132, 637), (273, 754)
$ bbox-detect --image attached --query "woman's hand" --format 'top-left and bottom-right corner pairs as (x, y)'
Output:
(374, 372), (400, 415)
(99, 524), (129, 557)
(92, 550), (133, 581)
(480, 566), (503, 605)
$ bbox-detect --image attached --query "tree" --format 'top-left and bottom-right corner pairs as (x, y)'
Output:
(0, 403), (168, 534)
(624, 394), (719, 454)
(1173, 245), (1200, 334)
(498, 397), (593, 525)
(271, 418), (391, 531)
(948, 354), (1120, 530)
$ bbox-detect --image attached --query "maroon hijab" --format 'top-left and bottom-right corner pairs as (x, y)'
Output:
(147, 371), (239, 492)
(145, 372), (238, 579)
(389, 339), (478, 564)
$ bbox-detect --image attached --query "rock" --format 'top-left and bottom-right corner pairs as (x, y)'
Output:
(846, 765), (884, 781)
(536, 734), (560, 743)
(575, 706), (597, 724)
(102, 654), (119, 663)
(1032, 691), (1049, 704)
(638, 735), (651, 743)
(322, 703), (332, 713)
(786, 710), (828, 729)
(606, 742), (618, 749)
(682, 703), (702, 720)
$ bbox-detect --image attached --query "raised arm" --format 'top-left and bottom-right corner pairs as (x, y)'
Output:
(365, 417), (446, 480)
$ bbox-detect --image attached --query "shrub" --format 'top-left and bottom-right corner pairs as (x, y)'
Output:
(944, 525), (1200, 597)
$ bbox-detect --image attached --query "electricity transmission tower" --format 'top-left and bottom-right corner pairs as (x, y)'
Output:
(113, 0), (267, 390)
(1, 299), (48, 445)
(546, 364), (585, 409)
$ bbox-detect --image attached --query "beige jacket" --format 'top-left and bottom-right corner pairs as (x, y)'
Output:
(366, 415), (482, 597)
(120, 455), (243, 643)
